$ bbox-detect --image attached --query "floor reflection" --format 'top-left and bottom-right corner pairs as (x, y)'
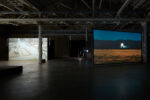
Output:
(0, 60), (149, 100)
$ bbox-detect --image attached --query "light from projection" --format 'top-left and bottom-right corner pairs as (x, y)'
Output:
(94, 29), (142, 64)
(120, 43), (125, 48)
(9, 38), (47, 61)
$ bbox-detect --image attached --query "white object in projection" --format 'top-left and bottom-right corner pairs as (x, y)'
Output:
(9, 38), (47, 60)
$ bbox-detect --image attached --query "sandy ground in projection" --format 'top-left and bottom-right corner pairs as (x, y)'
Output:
(94, 49), (141, 64)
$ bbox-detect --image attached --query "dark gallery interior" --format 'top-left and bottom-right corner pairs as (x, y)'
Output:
(0, 0), (150, 100)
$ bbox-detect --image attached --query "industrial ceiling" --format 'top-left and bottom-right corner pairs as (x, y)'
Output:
(0, 0), (149, 31)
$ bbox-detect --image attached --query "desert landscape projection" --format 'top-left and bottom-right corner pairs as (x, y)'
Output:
(9, 38), (47, 61)
(94, 30), (142, 64)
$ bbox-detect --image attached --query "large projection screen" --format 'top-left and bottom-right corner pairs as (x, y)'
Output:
(9, 38), (47, 61)
(94, 30), (142, 64)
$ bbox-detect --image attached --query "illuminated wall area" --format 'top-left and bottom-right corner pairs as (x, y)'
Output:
(94, 30), (142, 64)
(9, 38), (47, 61)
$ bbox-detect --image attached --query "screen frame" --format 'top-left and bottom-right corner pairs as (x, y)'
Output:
(92, 29), (143, 65)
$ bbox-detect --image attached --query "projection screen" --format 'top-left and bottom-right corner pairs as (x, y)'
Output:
(94, 30), (142, 64)
(9, 38), (47, 61)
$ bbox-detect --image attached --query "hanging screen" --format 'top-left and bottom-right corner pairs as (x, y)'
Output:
(9, 38), (47, 61)
(94, 30), (142, 64)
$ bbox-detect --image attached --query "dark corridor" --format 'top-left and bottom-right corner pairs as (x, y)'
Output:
(48, 40), (55, 60)
(69, 40), (86, 57)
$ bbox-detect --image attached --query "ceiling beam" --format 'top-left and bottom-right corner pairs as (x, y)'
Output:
(92, 0), (95, 17)
(0, 11), (36, 15)
(133, 0), (146, 10)
(12, 29), (92, 35)
(14, 6), (23, 11)
(59, 2), (72, 10)
(116, 0), (131, 18)
(0, 18), (147, 24)
(99, 0), (103, 9)
(17, 0), (39, 11)
(81, 0), (91, 9)
(0, 3), (15, 11)
(133, 0), (139, 5)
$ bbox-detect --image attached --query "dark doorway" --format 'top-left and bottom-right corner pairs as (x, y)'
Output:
(70, 40), (86, 57)
(48, 39), (55, 60)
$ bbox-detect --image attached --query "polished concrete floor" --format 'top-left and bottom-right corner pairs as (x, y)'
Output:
(0, 59), (150, 100)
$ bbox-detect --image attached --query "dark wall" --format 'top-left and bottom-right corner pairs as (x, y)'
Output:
(0, 25), (10, 61)
(0, 25), (11, 61)
(0, 37), (8, 60)
(55, 36), (70, 58)
(48, 39), (55, 60)
(86, 34), (93, 60)
(70, 40), (85, 57)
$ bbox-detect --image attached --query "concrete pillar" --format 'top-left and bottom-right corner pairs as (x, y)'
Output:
(85, 27), (88, 58)
(85, 27), (88, 42)
(38, 24), (42, 64)
(85, 27), (88, 49)
(141, 22), (147, 63)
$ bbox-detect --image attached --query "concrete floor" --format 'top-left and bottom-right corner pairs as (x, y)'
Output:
(0, 59), (150, 100)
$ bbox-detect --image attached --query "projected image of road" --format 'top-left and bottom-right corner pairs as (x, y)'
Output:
(94, 30), (142, 64)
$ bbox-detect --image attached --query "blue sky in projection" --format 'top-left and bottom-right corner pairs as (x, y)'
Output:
(94, 30), (141, 41)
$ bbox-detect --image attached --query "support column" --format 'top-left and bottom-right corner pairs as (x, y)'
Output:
(85, 27), (88, 42)
(141, 22), (147, 63)
(92, 0), (95, 17)
(38, 24), (42, 64)
(85, 27), (88, 58)
(85, 27), (88, 50)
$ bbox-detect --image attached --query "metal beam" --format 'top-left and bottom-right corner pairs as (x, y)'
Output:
(116, 0), (131, 18)
(8, 29), (142, 36)
(133, 0), (140, 5)
(15, 6), (23, 11)
(0, 11), (144, 16)
(81, 0), (91, 9)
(59, 2), (72, 10)
(0, 3), (15, 11)
(133, 0), (146, 10)
(0, 18), (147, 22)
(99, 0), (103, 9)
(18, 0), (39, 11)
(92, 0), (95, 17)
